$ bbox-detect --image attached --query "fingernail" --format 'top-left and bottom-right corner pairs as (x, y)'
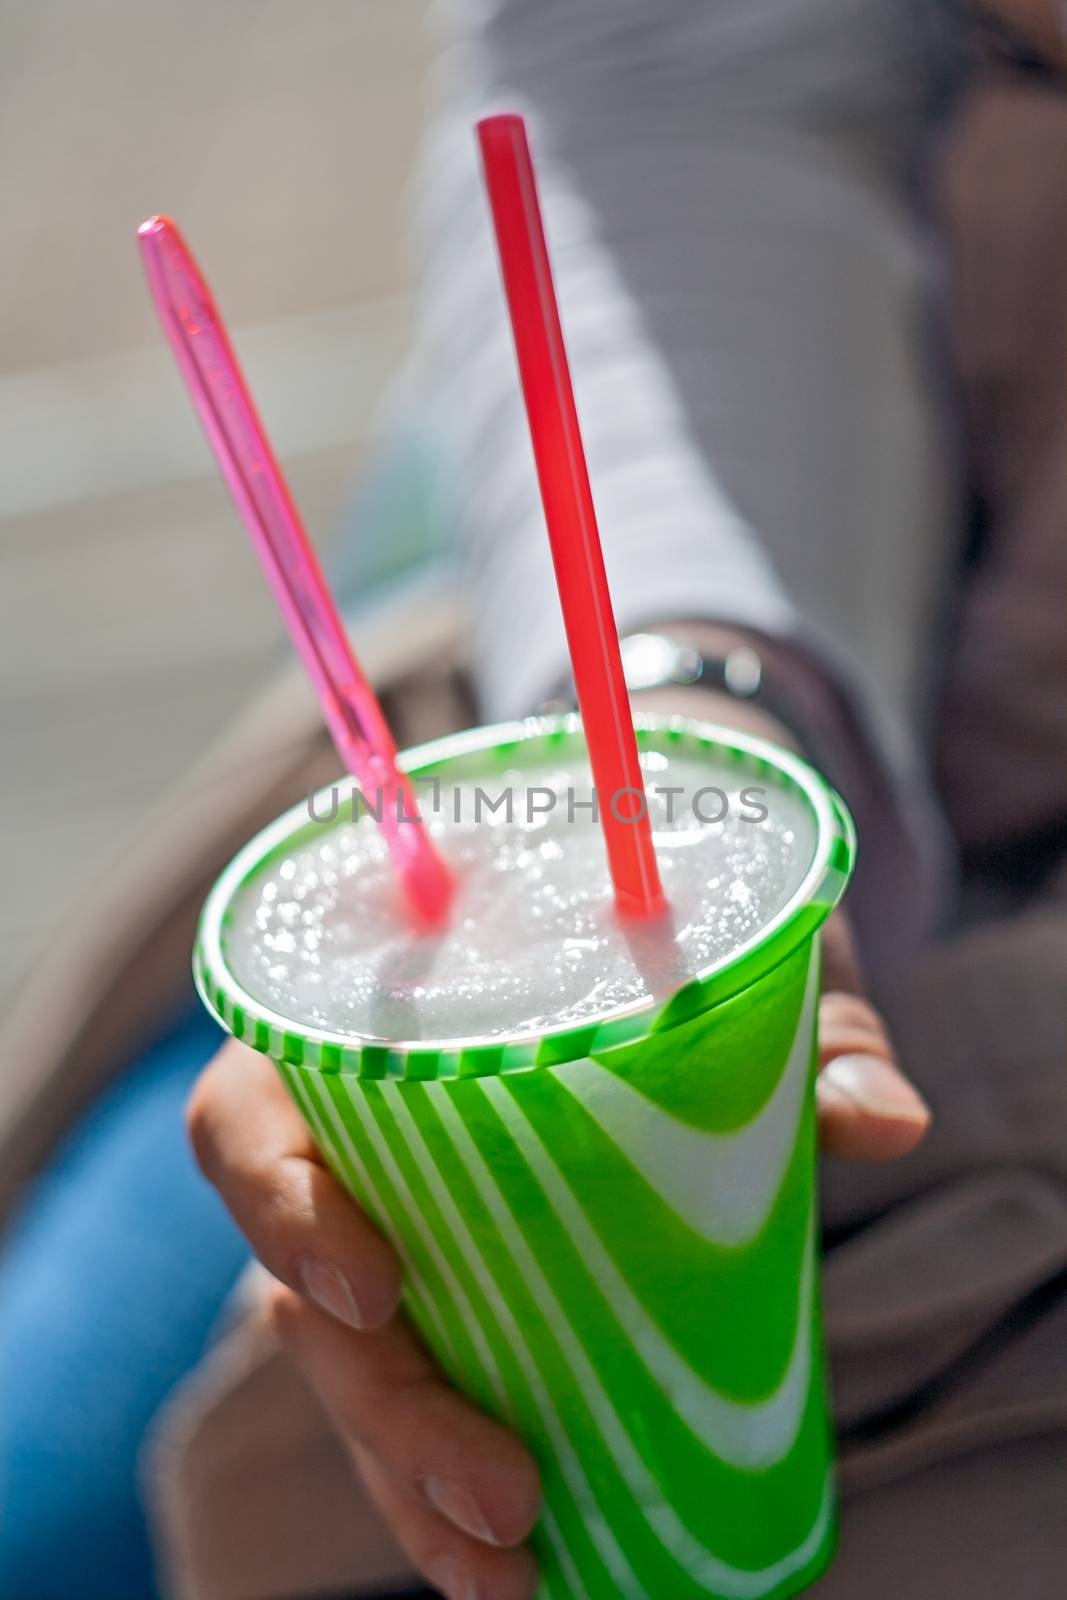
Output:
(426, 1554), (479, 1600)
(821, 1054), (930, 1125)
(297, 1257), (366, 1330)
(423, 1474), (498, 1544)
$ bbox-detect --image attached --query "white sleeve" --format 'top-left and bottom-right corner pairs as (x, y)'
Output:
(408, 0), (965, 957)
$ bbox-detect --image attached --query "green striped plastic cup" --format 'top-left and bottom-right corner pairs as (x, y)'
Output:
(195, 714), (855, 1600)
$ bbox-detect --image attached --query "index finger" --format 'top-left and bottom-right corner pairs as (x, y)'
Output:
(187, 1040), (402, 1329)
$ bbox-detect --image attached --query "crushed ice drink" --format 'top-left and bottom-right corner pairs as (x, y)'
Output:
(196, 715), (855, 1600)
(227, 749), (815, 1046)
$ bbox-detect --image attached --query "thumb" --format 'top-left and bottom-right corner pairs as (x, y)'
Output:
(816, 991), (931, 1163)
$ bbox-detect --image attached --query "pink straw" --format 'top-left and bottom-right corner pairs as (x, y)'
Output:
(137, 216), (453, 927)
(477, 116), (666, 919)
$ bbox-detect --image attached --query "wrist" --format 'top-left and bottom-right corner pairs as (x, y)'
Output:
(623, 621), (810, 754)
(629, 680), (800, 752)
(538, 620), (834, 764)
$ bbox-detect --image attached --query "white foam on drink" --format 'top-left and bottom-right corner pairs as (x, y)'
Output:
(226, 752), (816, 1043)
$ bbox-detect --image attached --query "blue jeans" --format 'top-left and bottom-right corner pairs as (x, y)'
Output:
(0, 1001), (248, 1600)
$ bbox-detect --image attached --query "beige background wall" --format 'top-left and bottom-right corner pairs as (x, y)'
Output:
(0, 2), (429, 1008)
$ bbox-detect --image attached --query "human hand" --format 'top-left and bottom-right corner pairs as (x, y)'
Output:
(187, 1041), (542, 1600)
(815, 910), (930, 1161)
(631, 647), (931, 1161)
(188, 960), (926, 1600)
(188, 665), (928, 1600)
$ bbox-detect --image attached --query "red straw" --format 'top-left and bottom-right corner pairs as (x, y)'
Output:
(477, 114), (666, 919)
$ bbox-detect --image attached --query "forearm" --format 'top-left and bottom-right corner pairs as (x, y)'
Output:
(421, 0), (958, 725)
(414, 0), (958, 959)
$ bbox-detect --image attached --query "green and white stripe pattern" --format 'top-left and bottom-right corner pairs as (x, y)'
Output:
(275, 935), (834, 1600)
(195, 716), (854, 1600)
